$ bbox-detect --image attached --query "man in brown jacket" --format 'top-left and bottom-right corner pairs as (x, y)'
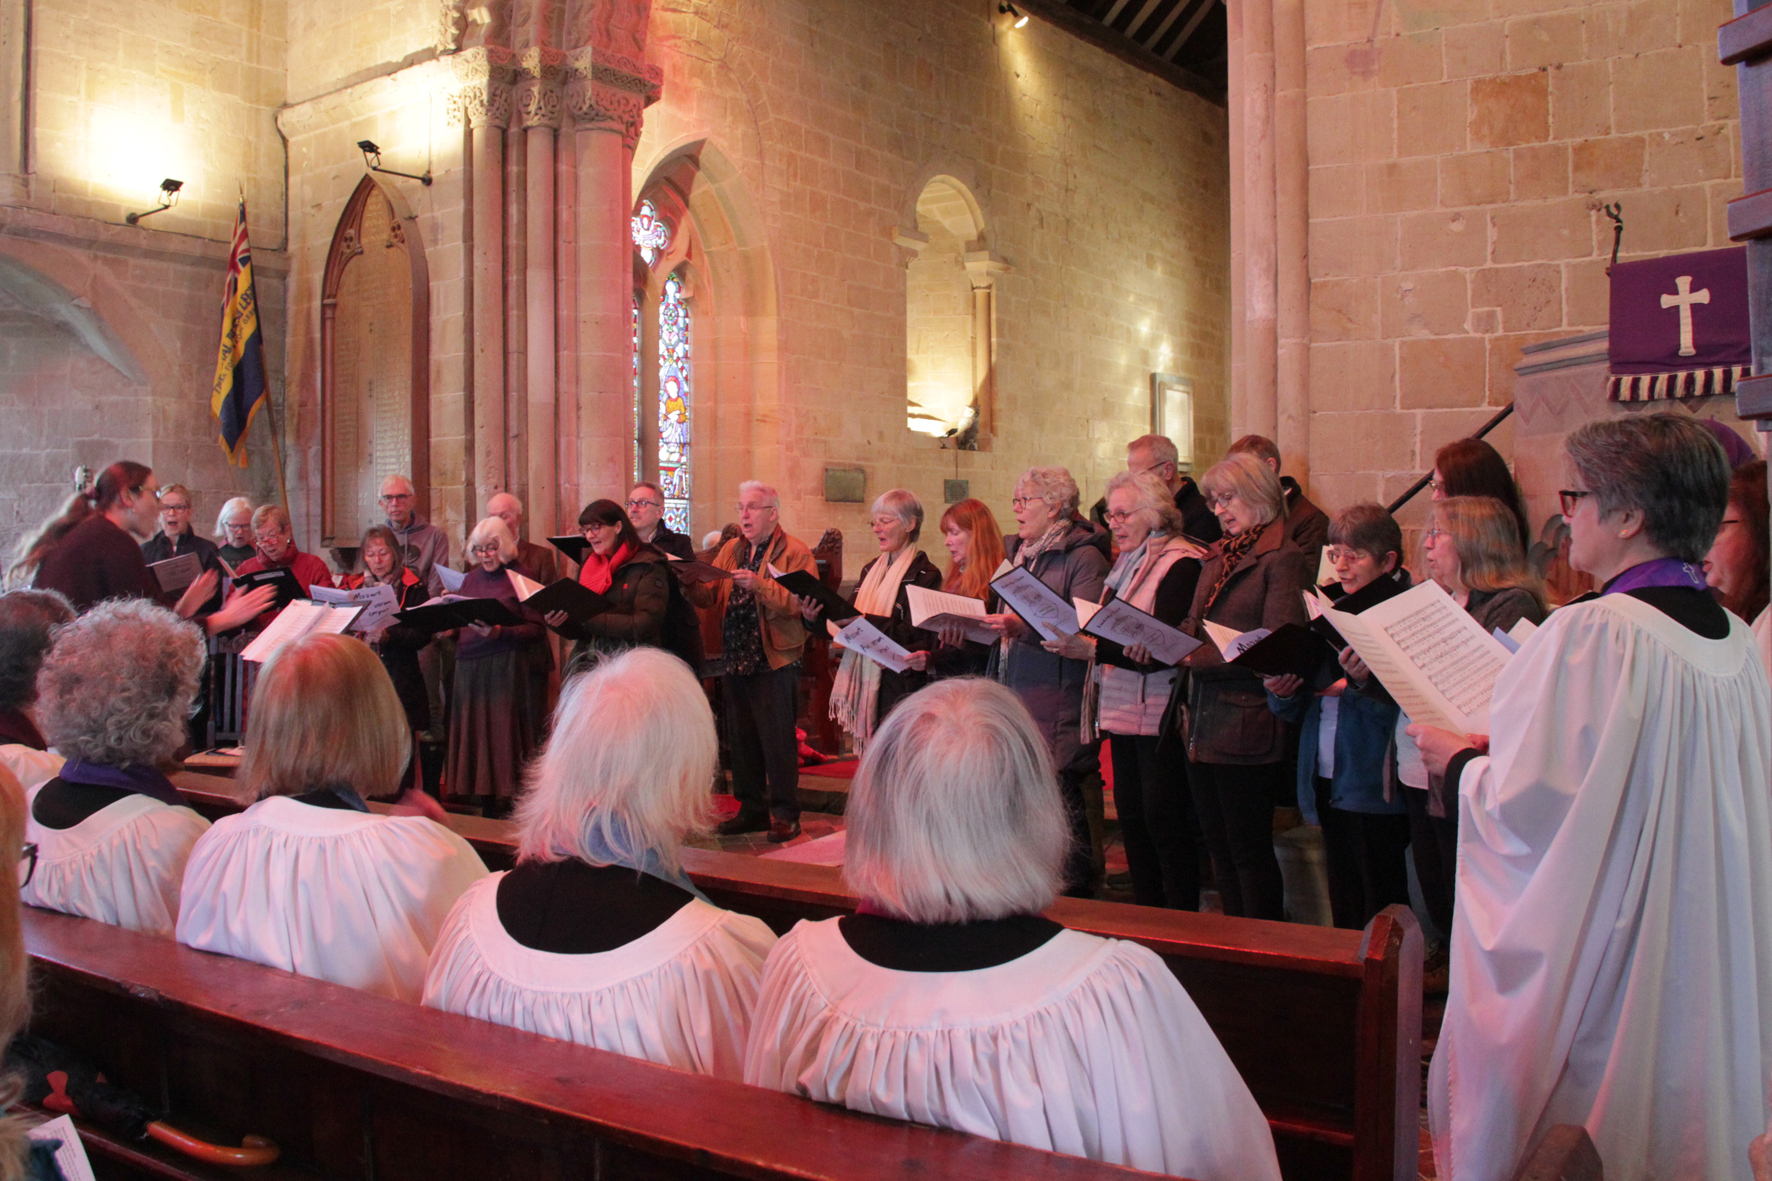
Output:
(686, 480), (817, 842)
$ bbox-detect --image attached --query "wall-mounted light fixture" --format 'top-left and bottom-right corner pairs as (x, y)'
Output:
(125, 178), (184, 225)
(999, 2), (1029, 27)
(357, 140), (432, 186)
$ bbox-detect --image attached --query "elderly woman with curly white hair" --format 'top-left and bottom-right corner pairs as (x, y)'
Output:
(745, 677), (1280, 1180)
(982, 466), (1108, 895)
(424, 647), (775, 1079)
(447, 516), (549, 814)
(21, 599), (210, 937)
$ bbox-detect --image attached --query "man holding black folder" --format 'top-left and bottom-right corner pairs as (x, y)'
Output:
(683, 481), (816, 842)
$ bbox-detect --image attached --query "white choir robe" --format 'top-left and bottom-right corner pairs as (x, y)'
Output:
(1753, 604), (1771, 694)
(744, 918), (1281, 1181)
(422, 874), (776, 1080)
(1, 746), (63, 793)
(1430, 593), (1772, 1181)
(22, 784), (208, 938)
(176, 797), (488, 1002)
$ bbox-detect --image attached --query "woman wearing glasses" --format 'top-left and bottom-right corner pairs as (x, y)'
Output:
(1412, 414), (1772, 1181)
(1177, 452), (1310, 922)
(547, 500), (701, 675)
(446, 517), (548, 816)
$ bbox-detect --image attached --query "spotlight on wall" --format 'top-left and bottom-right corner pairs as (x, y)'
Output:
(357, 140), (433, 187)
(999, 2), (1029, 27)
(124, 178), (184, 226)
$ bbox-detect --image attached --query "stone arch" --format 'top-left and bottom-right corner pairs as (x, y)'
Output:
(320, 174), (431, 545)
(632, 136), (779, 534)
(900, 172), (1003, 447)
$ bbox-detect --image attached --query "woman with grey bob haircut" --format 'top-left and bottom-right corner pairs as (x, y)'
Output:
(22, 600), (211, 937)
(424, 646), (775, 1080)
(745, 676), (1283, 1181)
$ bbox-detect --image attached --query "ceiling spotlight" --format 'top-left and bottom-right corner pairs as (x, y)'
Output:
(1000, 1), (1029, 27)
(357, 139), (432, 186)
(125, 178), (184, 226)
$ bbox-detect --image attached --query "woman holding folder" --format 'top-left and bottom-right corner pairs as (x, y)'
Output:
(547, 500), (676, 678)
(446, 517), (548, 816)
(1041, 470), (1204, 910)
(349, 526), (433, 792)
(904, 498), (1005, 681)
(811, 489), (942, 752)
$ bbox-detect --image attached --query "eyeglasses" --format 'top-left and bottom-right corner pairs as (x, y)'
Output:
(470, 543), (502, 556)
(1558, 489), (1593, 516)
(1104, 510), (1135, 524)
(1207, 493), (1239, 510)
(624, 499), (661, 511)
(1422, 527), (1450, 544)
(160, 502), (191, 513)
(1011, 496), (1038, 509)
(1325, 547), (1372, 565)
(1428, 478), (1444, 493)
(18, 843), (36, 890)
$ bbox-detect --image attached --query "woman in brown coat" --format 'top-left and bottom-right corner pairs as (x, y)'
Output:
(1180, 452), (1311, 921)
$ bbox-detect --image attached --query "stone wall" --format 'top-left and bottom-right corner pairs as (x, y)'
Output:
(1296, 0), (1747, 523)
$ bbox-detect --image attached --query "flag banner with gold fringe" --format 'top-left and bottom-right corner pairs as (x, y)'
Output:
(210, 200), (267, 466)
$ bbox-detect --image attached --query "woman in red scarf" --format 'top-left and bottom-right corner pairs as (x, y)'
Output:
(548, 500), (698, 678)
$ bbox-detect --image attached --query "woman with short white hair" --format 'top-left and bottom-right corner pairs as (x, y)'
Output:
(22, 600), (210, 937)
(745, 677), (1280, 1181)
(424, 647), (775, 1079)
(982, 466), (1108, 895)
(810, 488), (942, 751)
(1180, 451), (1310, 921)
(1042, 469), (1205, 909)
(213, 496), (256, 567)
(178, 633), (486, 1001)
(446, 517), (549, 814)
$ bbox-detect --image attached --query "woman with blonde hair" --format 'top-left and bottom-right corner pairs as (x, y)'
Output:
(1179, 451), (1311, 921)
(22, 600), (209, 937)
(904, 498), (1005, 681)
(1042, 469), (1204, 909)
(447, 516), (548, 814)
(177, 633), (486, 1001)
(745, 677), (1280, 1181)
(424, 647), (774, 1079)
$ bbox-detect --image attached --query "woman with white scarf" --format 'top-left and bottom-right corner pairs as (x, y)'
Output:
(1043, 470), (1205, 909)
(814, 490), (942, 752)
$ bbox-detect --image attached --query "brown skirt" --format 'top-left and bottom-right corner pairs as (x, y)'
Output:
(445, 648), (546, 801)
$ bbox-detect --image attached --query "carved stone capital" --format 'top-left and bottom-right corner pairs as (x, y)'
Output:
(515, 46), (567, 128)
(963, 248), (1013, 289)
(447, 46), (517, 129)
(564, 46), (662, 148)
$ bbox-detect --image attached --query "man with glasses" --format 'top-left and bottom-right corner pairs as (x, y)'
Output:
(625, 482), (694, 559)
(683, 481), (817, 842)
(379, 475), (450, 597)
(1124, 435), (1221, 544)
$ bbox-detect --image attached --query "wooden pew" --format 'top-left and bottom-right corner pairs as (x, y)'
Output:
(169, 769), (1421, 1181)
(22, 908), (1157, 1181)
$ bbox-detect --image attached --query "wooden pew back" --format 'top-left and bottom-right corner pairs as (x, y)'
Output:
(23, 908), (1154, 1181)
(171, 771), (1421, 1181)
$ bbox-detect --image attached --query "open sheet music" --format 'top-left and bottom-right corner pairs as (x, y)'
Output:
(241, 600), (364, 663)
(833, 615), (912, 673)
(149, 551), (203, 594)
(1321, 579), (1513, 733)
(309, 583), (401, 633)
(1080, 598), (1202, 666)
(435, 564), (466, 594)
(666, 554), (734, 584)
(904, 585), (995, 644)
(989, 567), (1078, 641)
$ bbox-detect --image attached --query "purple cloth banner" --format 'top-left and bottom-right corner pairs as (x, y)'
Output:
(1609, 247), (1750, 401)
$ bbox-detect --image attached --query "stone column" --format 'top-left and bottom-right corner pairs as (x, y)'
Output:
(1229, 0), (1278, 441)
(0, 0), (27, 201)
(518, 47), (564, 539)
(963, 248), (1011, 445)
(451, 47), (515, 504)
(565, 47), (661, 501)
(1273, 0), (1310, 478)
(554, 130), (579, 527)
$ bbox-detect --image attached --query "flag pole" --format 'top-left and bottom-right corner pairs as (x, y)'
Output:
(239, 180), (289, 514)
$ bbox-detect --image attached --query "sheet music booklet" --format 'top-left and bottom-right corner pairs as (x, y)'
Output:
(435, 564), (466, 594)
(666, 554), (735, 584)
(1318, 579), (1514, 734)
(508, 574), (614, 629)
(833, 615), (912, 673)
(308, 583), (401, 633)
(394, 595), (522, 635)
(548, 534), (592, 565)
(904, 584), (995, 645)
(241, 599), (364, 663)
(1078, 596), (1202, 667)
(148, 551), (203, 594)
(232, 566), (304, 609)
(773, 569), (859, 622)
(989, 567), (1078, 641)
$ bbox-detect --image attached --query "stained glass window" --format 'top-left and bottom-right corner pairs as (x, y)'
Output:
(631, 200), (670, 267)
(632, 293), (642, 484)
(657, 271), (691, 533)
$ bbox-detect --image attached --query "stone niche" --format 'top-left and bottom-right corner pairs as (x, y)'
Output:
(1512, 328), (1763, 537)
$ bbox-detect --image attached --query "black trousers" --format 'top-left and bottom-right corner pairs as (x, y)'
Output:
(1314, 777), (1411, 931)
(1403, 785), (1457, 939)
(1109, 733), (1198, 910)
(1187, 759), (1285, 920)
(723, 662), (802, 822)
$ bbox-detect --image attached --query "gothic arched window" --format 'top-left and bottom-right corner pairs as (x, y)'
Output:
(657, 270), (691, 533)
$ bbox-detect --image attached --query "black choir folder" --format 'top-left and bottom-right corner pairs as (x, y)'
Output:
(232, 567), (304, 609)
(548, 534), (593, 566)
(394, 597), (522, 635)
(1224, 623), (1338, 680)
(772, 569), (859, 622)
(525, 580), (614, 628)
